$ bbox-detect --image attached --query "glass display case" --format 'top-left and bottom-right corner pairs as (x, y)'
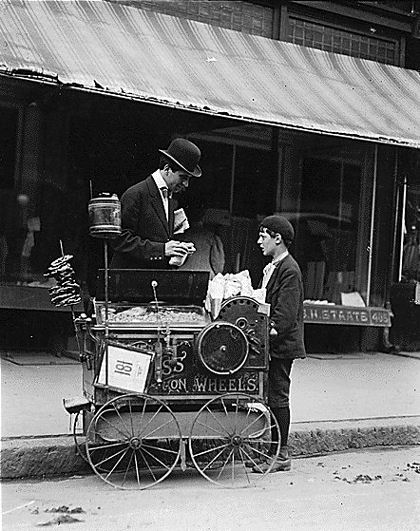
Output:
(94, 301), (210, 329)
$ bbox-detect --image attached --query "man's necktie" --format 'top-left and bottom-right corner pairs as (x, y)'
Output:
(160, 187), (169, 221)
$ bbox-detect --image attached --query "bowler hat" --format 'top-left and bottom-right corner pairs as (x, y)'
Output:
(159, 138), (202, 178)
(260, 215), (295, 243)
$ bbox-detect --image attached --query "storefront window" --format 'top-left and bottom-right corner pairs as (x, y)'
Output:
(294, 153), (364, 304)
(184, 139), (232, 212)
(0, 106), (19, 281)
(184, 132), (275, 276)
(0, 103), (91, 288)
(185, 136), (275, 219)
(233, 146), (275, 218)
(402, 185), (420, 282)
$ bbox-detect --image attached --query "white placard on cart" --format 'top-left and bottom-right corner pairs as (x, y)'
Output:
(98, 344), (152, 393)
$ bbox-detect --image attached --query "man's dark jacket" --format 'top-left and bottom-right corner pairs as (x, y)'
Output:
(265, 254), (306, 360)
(110, 176), (175, 269)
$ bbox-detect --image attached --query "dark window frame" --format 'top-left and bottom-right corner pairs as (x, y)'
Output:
(0, 102), (22, 191)
(287, 13), (402, 65)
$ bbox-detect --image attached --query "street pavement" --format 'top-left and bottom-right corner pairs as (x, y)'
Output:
(2, 447), (419, 530)
(1, 351), (419, 437)
(1, 350), (419, 479)
(1, 354), (81, 438)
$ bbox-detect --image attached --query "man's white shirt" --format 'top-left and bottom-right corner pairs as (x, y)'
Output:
(152, 170), (169, 221)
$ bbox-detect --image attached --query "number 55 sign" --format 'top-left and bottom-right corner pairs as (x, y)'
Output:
(98, 344), (153, 393)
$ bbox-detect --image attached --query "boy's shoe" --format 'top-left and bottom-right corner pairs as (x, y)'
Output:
(251, 456), (291, 473)
(244, 457), (266, 468)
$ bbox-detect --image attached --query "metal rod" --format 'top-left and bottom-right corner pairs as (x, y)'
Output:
(229, 144), (236, 215)
(151, 280), (163, 384)
(104, 240), (109, 389)
(388, 150), (401, 293)
(398, 176), (408, 282)
(366, 145), (378, 307)
(338, 161), (344, 234)
(275, 145), (284, 212)
(70, 306), (82, 354)
(59, 239), (81, 352)
(229, 145), (238, 272)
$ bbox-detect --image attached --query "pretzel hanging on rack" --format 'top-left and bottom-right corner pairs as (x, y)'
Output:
(45, 254), (82, 308)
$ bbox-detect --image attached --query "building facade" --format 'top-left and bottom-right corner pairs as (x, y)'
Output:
(1, 0), (419, 352)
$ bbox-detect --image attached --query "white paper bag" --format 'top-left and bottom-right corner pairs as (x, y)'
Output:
(173, 208), (190, 234)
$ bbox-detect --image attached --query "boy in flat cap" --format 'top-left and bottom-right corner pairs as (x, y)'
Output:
(111, 138), (202, 269)
(253, 215), (306, 473)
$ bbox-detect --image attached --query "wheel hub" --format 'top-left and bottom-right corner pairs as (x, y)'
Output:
(129, 437), (142, 449)
(231, 435), (242, 447)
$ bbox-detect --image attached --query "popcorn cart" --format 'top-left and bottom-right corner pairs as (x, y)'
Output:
(65, 268), (282, 490)
(62, 194), (281, 489)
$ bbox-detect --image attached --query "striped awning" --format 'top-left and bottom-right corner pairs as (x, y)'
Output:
(1, 0), (420, 148)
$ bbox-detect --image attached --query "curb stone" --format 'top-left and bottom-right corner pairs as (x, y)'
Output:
(1, 417), (419, 480)
(1, 436), (90, 479)
(289, 416), (420, 456)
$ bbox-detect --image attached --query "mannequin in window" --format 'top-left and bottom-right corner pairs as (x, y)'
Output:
(178, 204), (225, 279)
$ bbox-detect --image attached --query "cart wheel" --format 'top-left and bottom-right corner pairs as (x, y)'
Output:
(188, 393), (280, 488)
(73, 411), (89, 464)
(86, 393), (182, 490)
(74, 410), (116, 473)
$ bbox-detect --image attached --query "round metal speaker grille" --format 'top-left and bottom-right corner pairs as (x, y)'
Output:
(196, 321), (249, 376)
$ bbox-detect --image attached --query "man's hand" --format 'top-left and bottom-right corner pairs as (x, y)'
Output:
(164, 240), (196, 257)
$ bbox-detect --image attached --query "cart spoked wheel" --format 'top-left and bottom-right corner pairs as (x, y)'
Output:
(73, 411), (107, 471)
(188, 393), (281, 488)
(86, 393), (182, 490)
(73, 410), (89, 464)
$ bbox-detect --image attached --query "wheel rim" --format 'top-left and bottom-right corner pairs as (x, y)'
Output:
(188, 393), (281, 488)
(74, 410), (116, 473)
(73, 411), (89, 463)
(86, 393), (182, 490)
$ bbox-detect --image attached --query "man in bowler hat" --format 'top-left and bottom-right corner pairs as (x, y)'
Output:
(111, 138), (202, 269)
(253, 215), (306, 473)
